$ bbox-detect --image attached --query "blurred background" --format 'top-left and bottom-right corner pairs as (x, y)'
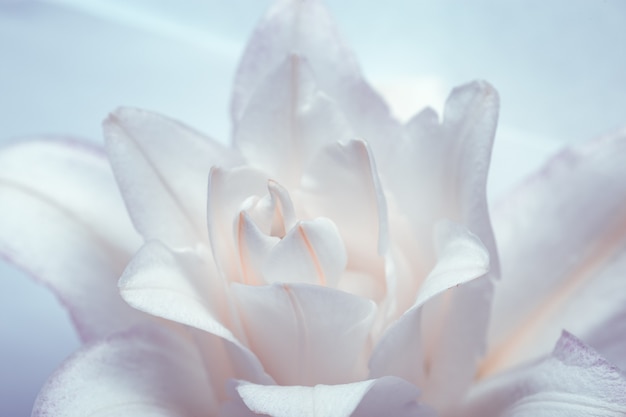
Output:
(1, 0), (624, 414)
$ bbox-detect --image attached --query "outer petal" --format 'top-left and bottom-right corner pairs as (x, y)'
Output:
(32, 324), (216, 417)
(232, 0), (401, 166)
(370, 221), (490, 409)
(462, 332), (626, 417)
(0, 138), (144, 342)
(104, 107), (242, 248)
(234, 55), (353, 186)
(226, 377), (434, 417)
(485, 127), (626, 375)
(231, 283), (376, 386)
(118, 240), (271, 391)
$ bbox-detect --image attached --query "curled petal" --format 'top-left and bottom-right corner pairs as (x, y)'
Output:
(33, 324), (216, 417)
(104, 107), (241, 248)
(462, 332), (626, 417)
(119, 240), (270, 388)
(0, 139), (144, 342)
(227, 377), (434, 417)
(232, 283), (376, 386)
(486, 127), (626, 375)
(263, 218), (347, 288)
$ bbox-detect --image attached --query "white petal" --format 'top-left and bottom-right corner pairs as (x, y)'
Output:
(234, 55), (353, 186)
(300, 139), (389, 266)
(119, 240), (270, 387)
(0, 139), (144, 342)
(486, 127), (626, 375)
(104, 107), (241, 248)
(232, 0), (401, 168)
(463, 332), (626, 417)
(227, 377), (434, 417)
(263, 218), (347, 288)
(32, 325), (216, 417)
(231, 283), (376, 386)
(207, 166), (269, 283)
(370, 221), (490, 406)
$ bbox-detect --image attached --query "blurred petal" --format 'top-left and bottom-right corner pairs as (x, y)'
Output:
(463, 332), (626, 417)
(119, 240), (270, 386)
(0, 138), (145, 342)
(32, 324), (216, 417)
(232, 283), (376, 386)
(370, 221), (489, 406)
(234, 55), (352, 186)
(104, 107), (241, 248)
(584, 309), (626, 370)
(486, 127), (626, 375)
(228, 377), (434, 417)
(263, 218), (347, 287)
(232, 0), (400, 166)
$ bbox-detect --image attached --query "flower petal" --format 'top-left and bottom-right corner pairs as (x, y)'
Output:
(485, 127), (626, 375)
(232, 0), (400, 167)
(118, 240), (270, 387)
(262, 218), (347, 288)
(104, 107), (241, 248)
(231, 283), (376, 386)
(227, 377), (434, 417)
(234, 55), (353, 186)
(32, 324), (216, 417)
(370, 221), (490, 409)
(0, 138), (145, 342)
(462, 331), (626, 417)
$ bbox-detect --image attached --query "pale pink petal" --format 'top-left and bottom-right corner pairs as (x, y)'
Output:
(231, 283), (376, 386)
(300, 139), (388, 268)
(232, 0), (401, 167)
(370, 221), (490, 408)
(207, 166), (269, 283)
(227, 377), (434, 417)
(236, 211), (280, 286)
(462, 332), (626, 417)
(104, 107), (241, 248)
(485, 127), (626, 375)
(32, 324), (216, 417)
(234, 55), (353, 186)
(263, 218), (347, 288)
(0, 139), (145, 342)
(118, 240), (270, 387)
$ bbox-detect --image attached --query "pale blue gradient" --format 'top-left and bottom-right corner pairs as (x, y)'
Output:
(0, 1), (624, 415)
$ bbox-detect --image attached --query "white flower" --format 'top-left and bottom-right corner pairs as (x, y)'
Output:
(1, 0), (625, 416)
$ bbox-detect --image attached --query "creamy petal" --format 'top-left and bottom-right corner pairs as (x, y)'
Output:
(0, 138), (144, 342)
(486, 127), (626, 375)
(232, 283), (376, 386)
(232, 0), (400, 167)
(463, 332), (626, 417)
(263, 218), (347, 287)
(119, 240), (270, 387)
(104, 107), (241, 248)
(227, 377), (434, 417)
(32, 324), (216, 417)
(234, 55), (353, 186)
(370, 221), (489, 404)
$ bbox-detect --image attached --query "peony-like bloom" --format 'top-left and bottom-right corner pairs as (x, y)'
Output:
(2, 0), (626, 416)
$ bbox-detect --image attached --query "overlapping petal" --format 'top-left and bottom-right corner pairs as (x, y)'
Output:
(462, 332), (626, 417)
(232, 283), (376, 386)
(32, 324), (216, 417)
(104, 107), (242, 248)
(485, 127), (626, 375)
(0, 139), (145, 342)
